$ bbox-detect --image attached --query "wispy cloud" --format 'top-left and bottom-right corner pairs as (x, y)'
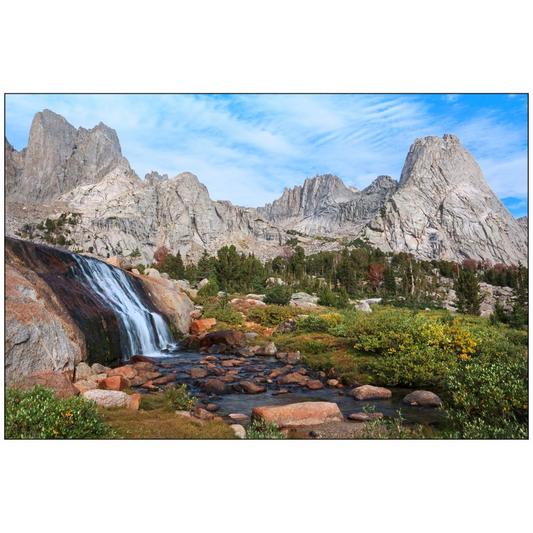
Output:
(5, 94), (528, 208)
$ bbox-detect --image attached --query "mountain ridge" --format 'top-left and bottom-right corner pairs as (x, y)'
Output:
(5, 110), (528, 265)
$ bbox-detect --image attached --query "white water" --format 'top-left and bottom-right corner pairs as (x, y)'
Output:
(71, 255), (175, 359)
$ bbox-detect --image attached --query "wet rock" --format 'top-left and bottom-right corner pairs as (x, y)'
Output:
(190, 318), (217, 335)
(221, 359), (241, 367)
(233, 381), (267, 394)
(205, 403), (220, 412)
(327, 379), (339, 387)
(234, 346), (257, 357)
(228, 413), (248, 420)
(272, 389), (289, 395)
(130, 355), (157, 364)
(83, 389), (133, 409)
(188, 367), (209, 379)
(348, 412), (384, 422)
(151, 374), (176, 385)
(203, 379), (229, 395)
(278, 372), (310, 385)
(194, 407), (215, 421)
(402, 390), (443, 408)
(306, 380), (324, 390)
(132, 361), (155, 374)
(108, 366), (137, 379)
(269, 368), (286, 379)
(98, 375), (130, 391)
(316, 371), (326, 379)
(295, 368), (307, 375)
(203, 356), (219, 362)
(219, 375), (240, 383)
(206, 364), (221, 376)
(276, 351), (301, 364)
(207, 344), (228, 355)
(351, 385), (392, 400)
(252, 401), (344, 428)
(18, 371), (79, 399)
(230, 424), (246, 439)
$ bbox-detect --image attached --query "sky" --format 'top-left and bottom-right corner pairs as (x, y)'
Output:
(4, 93), (528, 217)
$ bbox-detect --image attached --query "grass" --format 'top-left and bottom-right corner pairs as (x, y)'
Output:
(100, 395), (236, 439)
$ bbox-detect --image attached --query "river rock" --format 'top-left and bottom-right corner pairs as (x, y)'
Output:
(152, 374), (176, 385)
(348, 412), (384, 422)
(351, 385), (392, 400)
(108, 365), (137, 379)
(74, 380), (99, 394)
(18, 371), (80, 399)
(203, 379), (229, 395)
(230, 424), (246, 439)
(83, 389), (134, 408)
(132, 361), (154, 373)
(402, 390), (443, 408)
(233, 381), (267, 394)
(200, 330), (246, 349)
(252, 402), (344, 428)
(188, 367), (209, 379)
(255, 342), (277, 356)
(98, 375), (130, 391)
(276, 351), (301, 364)
(278, 372), (310, 385)
(306, 380), (324, 390)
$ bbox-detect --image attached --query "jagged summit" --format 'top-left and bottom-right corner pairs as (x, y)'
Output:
(5, 109), (133, 203)
(4, 114), (528, 265)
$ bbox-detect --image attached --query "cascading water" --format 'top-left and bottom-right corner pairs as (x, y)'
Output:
(71, 255), (175, 360)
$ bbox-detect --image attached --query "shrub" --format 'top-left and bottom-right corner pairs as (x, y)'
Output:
(246, 305), (297, 327)
(441, 356), (528, 439)
(263, 285), (293, 305)
(5, 385), (113, 439)
(164, 384), (197, 411)
(202, 299), (243, 325)
(317, 286), (350, 309)
(197, 279), (220, 298)
(297, 312), (346, 333)
(246, 418), (286, 439)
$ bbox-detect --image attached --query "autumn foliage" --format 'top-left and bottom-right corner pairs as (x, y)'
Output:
(367, 264), (385, 292)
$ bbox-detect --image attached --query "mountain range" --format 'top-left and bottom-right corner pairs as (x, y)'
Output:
(5, 109), (528, 265)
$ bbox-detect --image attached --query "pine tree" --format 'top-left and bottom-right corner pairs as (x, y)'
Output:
(454, 269), (484, 315)
(383, 267), (396, 295)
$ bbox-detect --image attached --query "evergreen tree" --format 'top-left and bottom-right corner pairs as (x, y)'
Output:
(383, 267), (396, 295)
(454, 269), (484, 315)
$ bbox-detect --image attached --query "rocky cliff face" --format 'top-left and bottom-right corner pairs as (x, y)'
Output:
(6, 109), (139, 203)
(361, 135), (528, 264)
(5, 110), (527, 265)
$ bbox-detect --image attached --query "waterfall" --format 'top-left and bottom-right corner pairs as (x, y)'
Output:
(71, 255), (175, 359)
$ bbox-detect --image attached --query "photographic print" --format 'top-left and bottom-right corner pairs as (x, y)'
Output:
(4, 93), (528, 440)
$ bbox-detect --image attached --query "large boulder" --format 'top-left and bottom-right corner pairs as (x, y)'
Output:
(106, 255), (133, 271)
(135, 273), (195, 335)
(74, 362), (98, 382)
(83, 389), (134, 408)
(402, 390), (443, 408)
(5, 260), (86, 383)
(190, 318), (217, 335)
(252, 402), (344, 428)
(290, 292), (319, 308)
(200, 330), (246, 349)
(351, 385), (392, 400)
(255, 342), (277, 356)
(17, 371), (80, 399)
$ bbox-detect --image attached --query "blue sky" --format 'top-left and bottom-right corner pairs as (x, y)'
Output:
(5, 94), (528, 217)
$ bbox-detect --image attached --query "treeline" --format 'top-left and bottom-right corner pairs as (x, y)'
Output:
(144, 244), (527, 316)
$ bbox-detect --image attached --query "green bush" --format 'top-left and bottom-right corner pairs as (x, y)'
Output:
(246, 418), (286, 439)
(317, 286), (350, 308)
(203, 300), (243, 325)
(164, 384), (197, 411)
(197, 279), (220, 298)
(297, 311), (345, 333)
(5, 385), (113, 439)
(441, 356), (528, 439)
(246, 305), (297, 327)
(263, 285), (293, 305)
